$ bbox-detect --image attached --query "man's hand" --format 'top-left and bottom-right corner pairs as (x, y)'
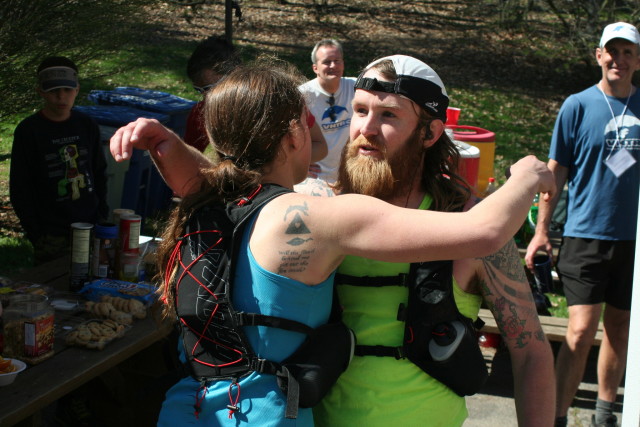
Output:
(522, 159), (567, 271)
(524, 232), (554, 271)
(110, 118), (176, 162)
(509, 155), (556, 200)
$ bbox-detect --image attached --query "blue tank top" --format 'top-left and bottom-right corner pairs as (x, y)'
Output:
(159, 212), (335, 426)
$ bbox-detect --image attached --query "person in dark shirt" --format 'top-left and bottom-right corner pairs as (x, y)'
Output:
(10, 56), (108, 264)
(184, 36), (328, 161)
(184, 36), (241, 153)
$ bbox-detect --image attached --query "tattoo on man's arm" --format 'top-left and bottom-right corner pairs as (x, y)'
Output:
(491, 297), (533, 348)
(482, 239), (527, 282)
(480, 240), (546, 346)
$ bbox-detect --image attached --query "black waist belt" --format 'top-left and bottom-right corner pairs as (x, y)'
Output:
(335, 273), (408, 287)
(354, 344), (405, 359)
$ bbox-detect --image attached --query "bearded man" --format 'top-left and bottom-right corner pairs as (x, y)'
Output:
(304, 55), (555, 427)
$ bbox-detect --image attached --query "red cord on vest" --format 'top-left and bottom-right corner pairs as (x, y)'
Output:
(169, 186), (265, 420)
(237, 184), (262, 206)
(193, 383), (208, 419)
(406, 326), (415, 343)
(169, 230), (246, 369)
(227, 381), (241, 418)
(164, 185), (264, 306)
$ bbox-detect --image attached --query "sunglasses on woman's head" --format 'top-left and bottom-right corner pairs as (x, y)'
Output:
(193, 84), (216, 94)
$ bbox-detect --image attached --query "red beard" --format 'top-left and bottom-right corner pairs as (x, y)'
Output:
(337, 131), (425, 200)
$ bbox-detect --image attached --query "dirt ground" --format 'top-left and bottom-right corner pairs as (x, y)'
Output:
(146, 0), (595, 93)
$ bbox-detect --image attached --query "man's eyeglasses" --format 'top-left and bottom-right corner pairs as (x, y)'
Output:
(193, 84), (216, 94)
(327, 94), (336, 122)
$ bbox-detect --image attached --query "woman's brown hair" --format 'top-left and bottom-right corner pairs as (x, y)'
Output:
(155, 58), (306, 317)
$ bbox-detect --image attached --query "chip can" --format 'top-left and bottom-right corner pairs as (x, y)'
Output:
(111, 208), (135, 234)
(70, 222), (93, 291)
(111, 209), (134, 279)
(119, 214), (141, 253)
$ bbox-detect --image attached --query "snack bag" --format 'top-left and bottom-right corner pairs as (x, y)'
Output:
(79, 279), (156, 306)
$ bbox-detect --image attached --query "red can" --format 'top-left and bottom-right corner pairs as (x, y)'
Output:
(119, 214), (141, 254)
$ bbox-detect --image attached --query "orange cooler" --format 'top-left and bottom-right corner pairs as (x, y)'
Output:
(450, 125), (496, 195)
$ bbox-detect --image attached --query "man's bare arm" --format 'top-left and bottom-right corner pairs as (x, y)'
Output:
(477, 239), (555, 427)
(479, 240), (544, 347)
(524, 159), (569, 270)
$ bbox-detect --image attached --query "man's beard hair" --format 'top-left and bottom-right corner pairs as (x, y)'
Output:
(336, 129), (425, 200)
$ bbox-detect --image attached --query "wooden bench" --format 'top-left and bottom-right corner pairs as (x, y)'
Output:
(478, 308), (604, 345)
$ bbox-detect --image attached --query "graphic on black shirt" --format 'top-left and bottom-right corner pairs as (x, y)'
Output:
(58, 144), (86, 200)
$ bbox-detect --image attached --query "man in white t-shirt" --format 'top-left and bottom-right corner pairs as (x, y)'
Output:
(299, 39), (356, 184)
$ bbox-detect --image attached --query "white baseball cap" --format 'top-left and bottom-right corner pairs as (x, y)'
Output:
(355, 55), (449, 121)
(600, 22), (640, 47)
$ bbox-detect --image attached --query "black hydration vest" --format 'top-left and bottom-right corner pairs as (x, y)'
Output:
(335, 258), (488, 396)
(171, 184), (354, 419)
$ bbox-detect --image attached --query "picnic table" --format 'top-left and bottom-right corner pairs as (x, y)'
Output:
(0, 255), (173, 426)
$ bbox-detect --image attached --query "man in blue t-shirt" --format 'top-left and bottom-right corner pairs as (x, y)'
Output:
(526, 22), (640, 427)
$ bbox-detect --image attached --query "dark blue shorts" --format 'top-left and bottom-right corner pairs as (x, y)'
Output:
(556, 237), (635, 310)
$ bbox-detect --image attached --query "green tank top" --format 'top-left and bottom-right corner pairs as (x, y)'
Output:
(313, 195), (483, 427)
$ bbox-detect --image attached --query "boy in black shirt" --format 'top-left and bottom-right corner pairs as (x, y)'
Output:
(10, 56), (108, 264)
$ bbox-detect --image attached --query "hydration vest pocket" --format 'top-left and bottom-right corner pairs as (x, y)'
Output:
(401, 260), (489, 396)
(277, 321), (356, 408)
(407, 315), (488, 396)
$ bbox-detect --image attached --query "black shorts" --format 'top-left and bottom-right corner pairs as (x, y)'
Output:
(556, 237), (635, 310)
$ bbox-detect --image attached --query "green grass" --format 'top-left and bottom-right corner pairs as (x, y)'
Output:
(548, 293), (569, 318)
(0, 120), (20, 183)
(0, 237), (33, 276)
(80, 43), (200, 102)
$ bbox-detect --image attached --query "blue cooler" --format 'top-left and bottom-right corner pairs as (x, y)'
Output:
(87, 88), (196, 216)
(87, 87), (196, 138)
(74, 105), (171, 225)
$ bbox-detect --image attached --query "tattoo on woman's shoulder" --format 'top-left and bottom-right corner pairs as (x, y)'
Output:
(283, 201), (313, 247)
(277, 248), (315, 275)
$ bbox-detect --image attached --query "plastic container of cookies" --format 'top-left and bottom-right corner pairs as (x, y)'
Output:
(64, 319), (129, 351)
(3, 294), (55, 364)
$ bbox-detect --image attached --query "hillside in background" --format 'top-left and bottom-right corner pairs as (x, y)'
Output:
(0, 0), (622, 246)
(146, 1), (600, 98)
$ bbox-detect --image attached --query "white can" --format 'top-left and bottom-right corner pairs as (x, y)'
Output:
(70, 222), (93, 291)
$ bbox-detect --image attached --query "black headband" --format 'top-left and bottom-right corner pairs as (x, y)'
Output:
(354, 74), (449, 121)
